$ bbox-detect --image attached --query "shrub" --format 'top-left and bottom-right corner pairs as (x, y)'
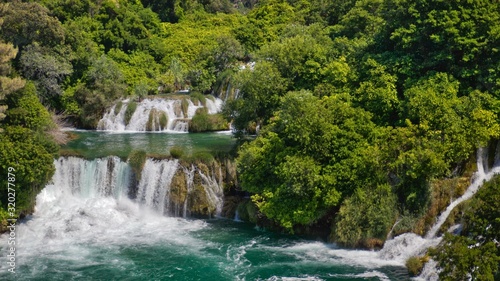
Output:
(406, 256), (424, 276)
(189, 108), (229, 132)
(332, 184), (397, 247)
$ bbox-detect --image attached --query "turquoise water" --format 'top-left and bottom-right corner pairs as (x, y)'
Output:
(61, 130), (237, 159)
(1, 217), (409, 280)
(0, 131), (412, 280)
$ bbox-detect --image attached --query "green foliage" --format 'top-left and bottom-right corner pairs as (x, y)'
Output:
(0, 1), (65, 48)
(114, 101), (123, 115)
(159, 112), (168, 128)
(333, 184), (397, 247)
(169, 146), (184, 159)
(237, 91), (380, 230)
(257, 23), (333, 90)
(236, 199), (258, 223)
(189, 108), (228, 132)
(406, 256), (424, 277)
(190, 151), (215, 164)
(74, 55), (127, 128)
(108, 49), (160, 95)
(0, 126), (57, 219)
(433, 234), (499, 281)
(190, 92), (207, 106)
(19, 43), (73, 102)
(223, 61), (288, 135)
(181, 98), (189, 118)
(5, 82), (53, 131)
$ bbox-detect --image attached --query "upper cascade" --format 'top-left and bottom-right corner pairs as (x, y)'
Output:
(97, 97), (223, 132)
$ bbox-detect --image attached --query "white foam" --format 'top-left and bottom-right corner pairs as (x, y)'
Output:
(97, 97), (224, 132)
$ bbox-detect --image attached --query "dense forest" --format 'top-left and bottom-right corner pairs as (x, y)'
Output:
(0, 0), (499, 278)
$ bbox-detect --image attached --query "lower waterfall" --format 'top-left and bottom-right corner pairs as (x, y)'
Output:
(52, 156), (224, 218)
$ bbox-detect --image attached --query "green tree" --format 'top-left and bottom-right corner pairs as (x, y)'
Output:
(381, 0), (500, 96)
(0, 42), (25, 122)
(257, 23), (332, 90)
(223, 61), (288, 135)
(19, 43), (73, 102)
(0, 1), (65, 48)
(333, 184), (397, 247)
(72, 55), (126, 128)
(0, 82), (58, 226)
(237, 91), (379, 230)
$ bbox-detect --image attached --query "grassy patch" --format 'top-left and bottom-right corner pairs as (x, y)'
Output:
(159, 112), (168, 128)
(170, 146), (184, 159)
(128, 150), (147, 179)
(406, 256), (425, 277)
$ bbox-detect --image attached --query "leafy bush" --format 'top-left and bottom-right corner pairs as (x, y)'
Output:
(189, 108), (228, 132)
(406, 256), (424, 276)
(432, 175), (500, 280)
(332, 184), (397, 247)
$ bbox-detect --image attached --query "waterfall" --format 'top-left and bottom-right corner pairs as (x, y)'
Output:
(375, 145), (500, 280)
(49, 156), (225, 218)
(97, 97), (224, 132)
(51, 156), (132, 199)
(136, 159), (179, 215)
(425, 146), (500, 239)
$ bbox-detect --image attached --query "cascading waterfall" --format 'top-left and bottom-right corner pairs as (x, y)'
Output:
(51, 156), (132, 199)
(97, 97), (224, 132)
(425, 146), (500, 239)
(377, 145), (500, 280)
(50, 156), (225, 218)
(136, 158), (179, 215)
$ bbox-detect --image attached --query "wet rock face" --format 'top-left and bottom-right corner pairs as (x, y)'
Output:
(169, 169), (188, 205)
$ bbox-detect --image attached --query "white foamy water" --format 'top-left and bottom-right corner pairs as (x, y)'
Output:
(0, 158), (209, 273)
(97, 97), (224, 132)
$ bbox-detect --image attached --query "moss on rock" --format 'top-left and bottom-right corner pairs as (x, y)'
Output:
(170, 169), (188, 205)
(124, 101), (137, 125)
(236, 199), (258, 223)
(189, 184), (215, 216)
